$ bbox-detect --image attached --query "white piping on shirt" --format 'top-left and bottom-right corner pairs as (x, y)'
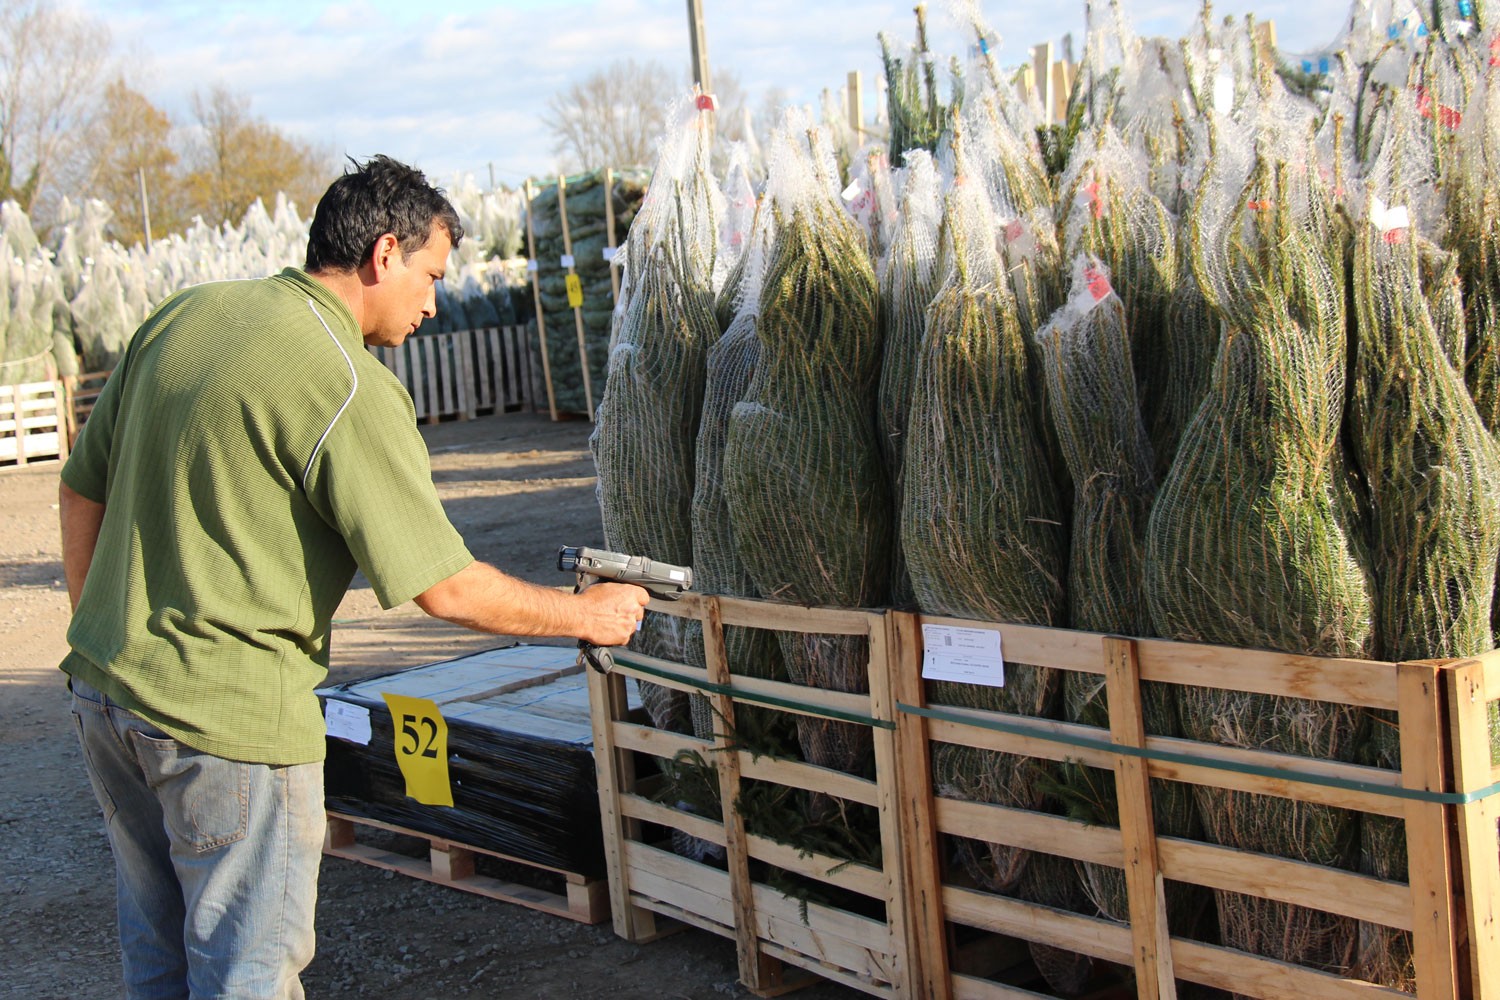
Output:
(302, 299), (358, 490)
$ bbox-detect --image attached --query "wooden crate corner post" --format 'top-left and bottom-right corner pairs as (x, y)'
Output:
(586, 656), (660, 942)
(1446, 656), (1500, 1000)
(1103, 635), (1178, 1000)
(886, 609), (947, 1000)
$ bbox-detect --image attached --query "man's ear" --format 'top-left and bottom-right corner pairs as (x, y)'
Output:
(367, 233), (401, 282)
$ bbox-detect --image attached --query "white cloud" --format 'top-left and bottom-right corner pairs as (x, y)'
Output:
(75, 0), (1350, 185)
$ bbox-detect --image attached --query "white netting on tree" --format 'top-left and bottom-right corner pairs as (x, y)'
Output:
(1146, 98), (1372, 975)
(902, 151), (1067, 893)
(1346, 83), (1500, 989)
(876, 149), (942, 608)
(1058, 125), (1180, 473)
(591, 97), (724, 733)
(722, 114), (890, 790)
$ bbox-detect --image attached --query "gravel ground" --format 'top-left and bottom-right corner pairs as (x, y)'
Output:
(0, 412), (862, 1000)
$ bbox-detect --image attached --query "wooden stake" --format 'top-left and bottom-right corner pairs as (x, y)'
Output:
(522, 178), (559, 421)
(603, 167), (620, 306)
(556, 174), (596, 418)
(846, 70), (864, 138)
(1032, 42), (1054, 123)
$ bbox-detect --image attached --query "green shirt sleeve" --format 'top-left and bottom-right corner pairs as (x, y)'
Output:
(60, 359), (128, 503)
(303, 371), (472, 609)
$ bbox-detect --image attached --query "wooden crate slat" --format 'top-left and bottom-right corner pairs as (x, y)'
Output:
(749, 883), (899, 981)
(1170, 937), (1411, 1000)
(1132, 638), (1399, 710)
(743, 832), (887, 899)
(1156, 836), (1413, 930)
(611, 718), (710, 760)
(622, 840), (735, 925)
(932, 797), (1122, 868)
(949, 973), (1061, 1000)
(738, 752), (880, 808)
(620, 793), (727, 846)
(940, 884), (1135, 966)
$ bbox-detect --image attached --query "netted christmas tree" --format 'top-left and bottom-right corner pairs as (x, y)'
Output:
(902, 147), (1068, 894)
(591, 100), (723, 732)
(1146, 103), (1372, 976)
(722, 117), (890, 792)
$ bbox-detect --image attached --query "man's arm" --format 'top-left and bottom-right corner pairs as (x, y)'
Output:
(414, 560), (650, 648)
(60, 482), (106, 612)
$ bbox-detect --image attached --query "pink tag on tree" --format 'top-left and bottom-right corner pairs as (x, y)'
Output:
(1084, 266), (1112, 301)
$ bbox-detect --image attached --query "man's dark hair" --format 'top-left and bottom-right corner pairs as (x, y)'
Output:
(305, 155), (464, 272)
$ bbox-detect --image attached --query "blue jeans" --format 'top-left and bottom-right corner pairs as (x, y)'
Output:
(69, 676), (325, 1000)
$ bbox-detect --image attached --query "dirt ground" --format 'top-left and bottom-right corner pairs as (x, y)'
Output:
(0, 412), (861, 999)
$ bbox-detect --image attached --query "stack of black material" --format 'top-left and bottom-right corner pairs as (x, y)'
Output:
(319, 651), (608, 879)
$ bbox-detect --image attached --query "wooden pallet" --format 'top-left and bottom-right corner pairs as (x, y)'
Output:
(368, 325), (533, 423)
(323, 810), (608, 924)
(1, 379), (68, 467)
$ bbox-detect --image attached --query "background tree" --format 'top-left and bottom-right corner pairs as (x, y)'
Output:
(545, 58), (677, 171)
(90, 79), (183, 245)
(180, 86), (336, 227)
(0, 0), (114, 229)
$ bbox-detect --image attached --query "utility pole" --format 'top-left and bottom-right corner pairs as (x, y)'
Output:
(137, 167), (153, 251)
(686, 0), (712, 95)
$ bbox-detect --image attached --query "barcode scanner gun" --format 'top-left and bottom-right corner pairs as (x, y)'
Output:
(557, 546), (693, 673)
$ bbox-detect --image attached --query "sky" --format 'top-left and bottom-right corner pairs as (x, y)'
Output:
(74, 0), (1354, 191)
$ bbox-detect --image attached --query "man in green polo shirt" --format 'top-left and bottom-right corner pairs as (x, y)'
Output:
(57, 155), (648, 1000)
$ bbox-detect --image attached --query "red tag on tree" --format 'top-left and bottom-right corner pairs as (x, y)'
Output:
(696, 94), (718, 111)
(1084, 266), (1111, 301)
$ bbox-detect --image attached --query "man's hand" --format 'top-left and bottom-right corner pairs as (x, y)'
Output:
(573, 581), (651, 647)
(414, 560), (648, 643)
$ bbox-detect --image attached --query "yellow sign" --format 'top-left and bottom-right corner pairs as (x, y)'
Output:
(565, 273), (584, 308)
(382, 693), (453, 806)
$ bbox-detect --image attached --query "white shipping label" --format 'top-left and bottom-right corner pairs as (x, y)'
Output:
(324, 699), (372, 745)
(921, 624), (1005, 687)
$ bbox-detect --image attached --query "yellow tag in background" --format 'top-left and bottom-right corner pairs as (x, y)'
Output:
(565, 273), (583, 308)
(382, 693), (453, 806)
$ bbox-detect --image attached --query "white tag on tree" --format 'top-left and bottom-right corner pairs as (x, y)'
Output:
(921, 624), (1005, 687)
(324, 700), (372, 745)
(1370, 196), (1410, 234)
(560, 254), (575, 268)
(525, 258), (538, 273)
(1213, 72), (1234, 114)
(602, 246), (617, 261)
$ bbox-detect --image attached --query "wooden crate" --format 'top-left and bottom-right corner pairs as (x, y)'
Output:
(369, 325), (533, 422)
(889, 612), (1495, 1000)
(1, 379), (68, 466)
(588, 594), (916, 998)
(324, 810), (608, 923)
(592, 596), (1500, 999)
